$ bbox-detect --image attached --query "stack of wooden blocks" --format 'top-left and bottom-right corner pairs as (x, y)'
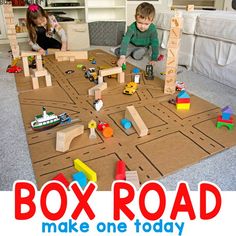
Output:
(21, 51), (52, 89)
(164, 14), (183, 94)
(2, 3), (20, 59)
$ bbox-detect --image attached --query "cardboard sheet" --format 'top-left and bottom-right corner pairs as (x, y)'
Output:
(14, 49), (236, 190)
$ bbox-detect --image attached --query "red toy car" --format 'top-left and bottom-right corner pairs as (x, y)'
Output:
(6, 65), (22, 73)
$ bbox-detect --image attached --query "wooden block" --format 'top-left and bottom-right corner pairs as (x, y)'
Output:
(164, 82), (176, 95)
(3, 5), (13, 13)
(45, 73), (52, 87)
(56, 125), (84, 152)
(97, 76), (103, 84)
(47, 48), (60, 55)
(116, 160), (126, 180)
(165, 67), (177, 76)
(94, 89), (102, 100)
(10, 41), (18, 47)
(22, 56), (30, 77)
(88, 82), (107, 96)
(187, 5), (194, 11)
(176, 103), (190, 110)
(21, 51), (41, 57)
(7, 29), (16, 35)
(171, 16), (183, 28)
(165, 75), (177, 85)
(74, 159), (97, 182)
(168, 38), (181, 48)
(169, 27), (181, 39)
(69, 57), (75, 62)
(55, 51), (88, 60)
(8, 35), (17, 41)
(99, 67), (122, 77)
(8, 24), (16, 30)
(36, 57), (43, 71)
(167, 48), (179, 58)
(167, 57), (178, 67)
(176, 98), (190, 104)
(5, 18), (14, 24)
(3, 12), (14, 18)
(126, 171), (140, 190)
(12, 52), (20, 59)
(125, 106), (148, 137)
(53, 173), (70, 188)
(31, 76), (39, 90)
(32, 69), (48, 78)
(118, 71), (125, 83)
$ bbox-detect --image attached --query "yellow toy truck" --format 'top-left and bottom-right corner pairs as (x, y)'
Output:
(123, 82), (138, 95)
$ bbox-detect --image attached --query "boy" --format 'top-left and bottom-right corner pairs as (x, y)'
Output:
(115, 2), (159, 67)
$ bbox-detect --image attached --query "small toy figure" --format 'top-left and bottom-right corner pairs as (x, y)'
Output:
(132, 67), (141, 83)
(88, 120), (97, 139)
(122, 63), (126, 71)
(144, 64), (154, 80)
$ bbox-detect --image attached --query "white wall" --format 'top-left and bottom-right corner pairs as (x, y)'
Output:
(127, 0), (172, 26)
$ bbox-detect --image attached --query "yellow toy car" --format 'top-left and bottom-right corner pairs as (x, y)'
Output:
(123, 82), (138, 95)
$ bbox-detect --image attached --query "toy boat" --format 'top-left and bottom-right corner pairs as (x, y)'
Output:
(31, 107), (60, 131)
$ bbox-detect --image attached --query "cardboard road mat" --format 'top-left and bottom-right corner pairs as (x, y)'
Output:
(14, 49), (236, 190)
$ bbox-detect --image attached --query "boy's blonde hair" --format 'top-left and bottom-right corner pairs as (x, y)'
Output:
(135, 2), (155, 21)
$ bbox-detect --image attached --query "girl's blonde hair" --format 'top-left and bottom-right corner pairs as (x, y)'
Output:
(135, 2), (155, 21)
(26, 4), (51, 43)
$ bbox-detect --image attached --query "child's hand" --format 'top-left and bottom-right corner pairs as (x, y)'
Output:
(38, 48), (45, 55)
(117, 56), (126, 67)
(149, 60), (156, 65)
(61, 42), (67, 51)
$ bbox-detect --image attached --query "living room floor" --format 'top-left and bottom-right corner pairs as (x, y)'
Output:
(0, 43), (236, 191)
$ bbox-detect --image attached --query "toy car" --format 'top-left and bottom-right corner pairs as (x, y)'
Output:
(84, 68), (98, 83)
(176, 81), (185, 91)
(65, 70), (75, 74)
(6, 65), (22, 73)
(58, 112), (72, 124)
(93, 99), (103, 111)
(144, 65), (154, 80)
(123, 82), (138, 95)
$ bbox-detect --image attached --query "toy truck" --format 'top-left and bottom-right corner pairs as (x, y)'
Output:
(144, 65), (154, 80)
(123, 82), (138, 95)
(84, 68), (98, 83)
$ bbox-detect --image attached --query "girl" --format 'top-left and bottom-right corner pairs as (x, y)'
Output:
(26, 4), (67, 55)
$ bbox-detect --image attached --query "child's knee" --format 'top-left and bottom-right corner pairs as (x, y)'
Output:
(132, 48), (146, 60)
(115, 47), (120, 56)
